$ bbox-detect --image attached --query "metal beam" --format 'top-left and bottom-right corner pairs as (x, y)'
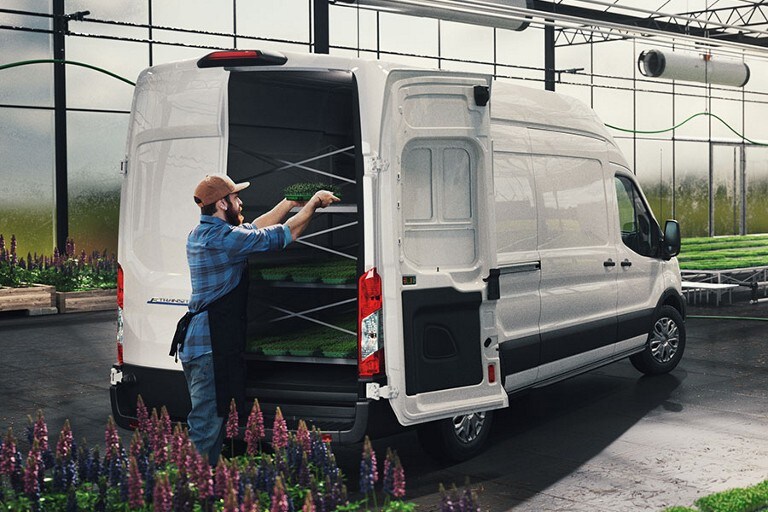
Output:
(53, 0), (68, 252)
(314, 0), (329, 54)
(531, 0), (768, 48)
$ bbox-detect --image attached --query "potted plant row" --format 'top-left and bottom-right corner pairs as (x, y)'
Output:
(247, 318), (357, 358)
(0, 235), (117, 314)
(253, 258), (357, 285)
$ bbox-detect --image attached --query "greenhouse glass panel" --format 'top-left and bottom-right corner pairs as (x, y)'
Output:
(674, 141), (710, 238)
(329, 3), (376, 51)
(67, 112), (128, 255)
(0, 31), (52, 107)
(239, 0), (310, 43)
(0, 108), (55, 256)
(636, 90), (673, 140)
(66, 37), (146, 111)
(745, 146), (768, 235)
(710, 98), (743, 142)
(711, 144), (742, 236)
(635, 139), (673, 223)
(378, 12), (438, 56)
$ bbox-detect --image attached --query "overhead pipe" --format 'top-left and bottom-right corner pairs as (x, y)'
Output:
(332, 0), (533, 31)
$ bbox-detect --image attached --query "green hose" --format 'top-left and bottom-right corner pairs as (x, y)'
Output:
(688, 315), (768, 321)
(605, 111), (767, 146)
(0, 59), (136, 86)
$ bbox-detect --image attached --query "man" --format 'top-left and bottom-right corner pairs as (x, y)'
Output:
(173, 174), (338, 463)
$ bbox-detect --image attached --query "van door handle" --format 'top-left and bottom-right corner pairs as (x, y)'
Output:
(603, 259), (616, 267)
(621, 259), (632, 267)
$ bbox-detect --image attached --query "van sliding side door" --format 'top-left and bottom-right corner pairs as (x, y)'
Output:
(379, 71), (507, 426)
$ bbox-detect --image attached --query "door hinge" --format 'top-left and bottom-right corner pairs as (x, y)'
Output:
(366, 383), (399, 400)
(370, 157), (389, 174)
(119, 158), (129, 175)
(110, 366), (123, 386)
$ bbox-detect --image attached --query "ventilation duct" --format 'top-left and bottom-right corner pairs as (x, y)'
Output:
(332, 0), (532, 31)
(638, 49), (750, 87)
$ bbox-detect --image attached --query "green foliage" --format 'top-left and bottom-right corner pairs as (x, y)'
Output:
(694, 480), (768, 512)
(284, 182), (343, 201)
(663, 507), (697, 512)
(679, 234), (768, 270)
(0, 235), (116, 291)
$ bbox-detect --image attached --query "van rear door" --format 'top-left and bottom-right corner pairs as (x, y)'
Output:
(380, 71), (507, 426)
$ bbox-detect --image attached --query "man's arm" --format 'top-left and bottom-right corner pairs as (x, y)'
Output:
(285, 190), (339, 240)
(252, 199), (298, 229)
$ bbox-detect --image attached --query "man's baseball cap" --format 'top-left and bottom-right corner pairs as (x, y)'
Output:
(193, 175), (250, 207)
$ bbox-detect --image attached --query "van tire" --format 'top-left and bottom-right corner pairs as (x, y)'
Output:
(630, 305), (686, 375)
(416, 410), (493, 462)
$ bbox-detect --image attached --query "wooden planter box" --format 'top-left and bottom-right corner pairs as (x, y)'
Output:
(56, 288), (117, 314)
(0, 284), (56, 314)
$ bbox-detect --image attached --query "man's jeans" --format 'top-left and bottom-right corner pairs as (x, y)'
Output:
(182, 352), (225, 464)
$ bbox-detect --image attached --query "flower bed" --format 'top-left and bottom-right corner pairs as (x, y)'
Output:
(0, 235), (117, 315)
(0, 398), (468, 512)
(56, 288), (117, 314)
(0, 284), (55, 313)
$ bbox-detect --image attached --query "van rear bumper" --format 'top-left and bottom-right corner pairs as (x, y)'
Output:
(109, 363), (395, 443)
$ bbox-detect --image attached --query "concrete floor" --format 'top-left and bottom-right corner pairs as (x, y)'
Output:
(0, 302), (766, 511)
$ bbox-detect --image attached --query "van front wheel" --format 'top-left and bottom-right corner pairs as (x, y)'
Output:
(416, 410), (493, 462)
(630, 305), (686, 375)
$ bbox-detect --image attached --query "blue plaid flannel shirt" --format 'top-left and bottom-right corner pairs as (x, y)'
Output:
(179, 215), (292, 363)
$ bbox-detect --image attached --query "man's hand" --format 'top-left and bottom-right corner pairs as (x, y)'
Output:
(312, 190), (340, 209)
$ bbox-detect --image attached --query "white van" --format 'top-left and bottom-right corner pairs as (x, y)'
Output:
(110, 49), (686, 461)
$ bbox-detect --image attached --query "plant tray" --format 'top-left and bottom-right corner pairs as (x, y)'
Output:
(292, 275), (321, 284)
(261, 272), (291, 281)
(321, 277), (355, 285)
(261, 347), (289, 356)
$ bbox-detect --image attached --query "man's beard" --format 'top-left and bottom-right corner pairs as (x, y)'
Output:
(224, 197), (244, 226)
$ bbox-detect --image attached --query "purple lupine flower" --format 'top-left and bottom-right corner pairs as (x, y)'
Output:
(130, 429), (145, 465)
(272, 407), (288, 450)
(244, 399), (265, 456)
(391, 451), (405, 499)
(153, 472), (173, 512)
(226, 399), (239, 439)
(270, 475), (289, 512)
(144, 458), (155, 504)
(296, 420), (311, 454)
(459, 487), (480, 512)
(32, 410), (49, 453)
(242, 484), (258, 512)
(302, 491), (316, 512)
(222, 481), (240, 512)
(439, 484), (460, 512)
(128, 456), (145, 509)
(358, 441), (375, 495)
(382, 447), (394, 496)
(136, 395), (151, 435)
(159, 406), (172, 447)
(87, 447), (101, 483)
(65, 457), (78, 491)
(298, 452), (311, 488)
(0, 428), (17, 476)
(56, 419), (74, 460)
(191, 449), (213, 502)
(150, 409), (168, 466)
(0, 234), (6, 261)
(23, 440), (41, 498)
(104, 416), (122, 463)
(214, 458), (230, 499)
(9, 235), (17, 266)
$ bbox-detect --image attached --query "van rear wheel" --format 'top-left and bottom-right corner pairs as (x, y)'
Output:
(630, 305), (686, 375)
(416, 410), (493, 462)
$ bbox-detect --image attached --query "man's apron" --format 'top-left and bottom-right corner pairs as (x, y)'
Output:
(207, 268), (250, 418)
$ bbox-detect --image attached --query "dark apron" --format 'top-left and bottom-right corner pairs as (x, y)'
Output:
(207, 268), (250, 418)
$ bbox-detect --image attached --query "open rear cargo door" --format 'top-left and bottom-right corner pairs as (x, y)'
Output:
(379, 71), (508, 426)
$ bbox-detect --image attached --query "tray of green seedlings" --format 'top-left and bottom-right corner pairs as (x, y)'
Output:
(252, 258), (357, 285)
(283, 182), (343, 202)
(319, 258), (357, 285)
(246, 318), (357, 358)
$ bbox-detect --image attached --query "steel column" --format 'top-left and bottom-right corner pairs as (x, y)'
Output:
(314, 0), (329, 54)
(53, 0), (68, 251)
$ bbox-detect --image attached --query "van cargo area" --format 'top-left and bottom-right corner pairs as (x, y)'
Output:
(226, 70), (368, 435)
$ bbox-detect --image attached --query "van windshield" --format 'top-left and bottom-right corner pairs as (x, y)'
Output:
(226, 70), (361, 362)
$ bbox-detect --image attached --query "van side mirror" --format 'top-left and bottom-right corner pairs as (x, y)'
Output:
(662, 220), (681, 259)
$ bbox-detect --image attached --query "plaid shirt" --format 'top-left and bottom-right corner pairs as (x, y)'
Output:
(180, 215), (292, 362)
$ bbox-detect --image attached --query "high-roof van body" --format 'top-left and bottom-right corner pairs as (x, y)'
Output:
(110, 50), (685, 460)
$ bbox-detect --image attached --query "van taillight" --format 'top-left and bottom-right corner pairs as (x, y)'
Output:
(358, 268), (383, 377)
(197, 50), (288, 68)
(116, 263), (124, 365)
